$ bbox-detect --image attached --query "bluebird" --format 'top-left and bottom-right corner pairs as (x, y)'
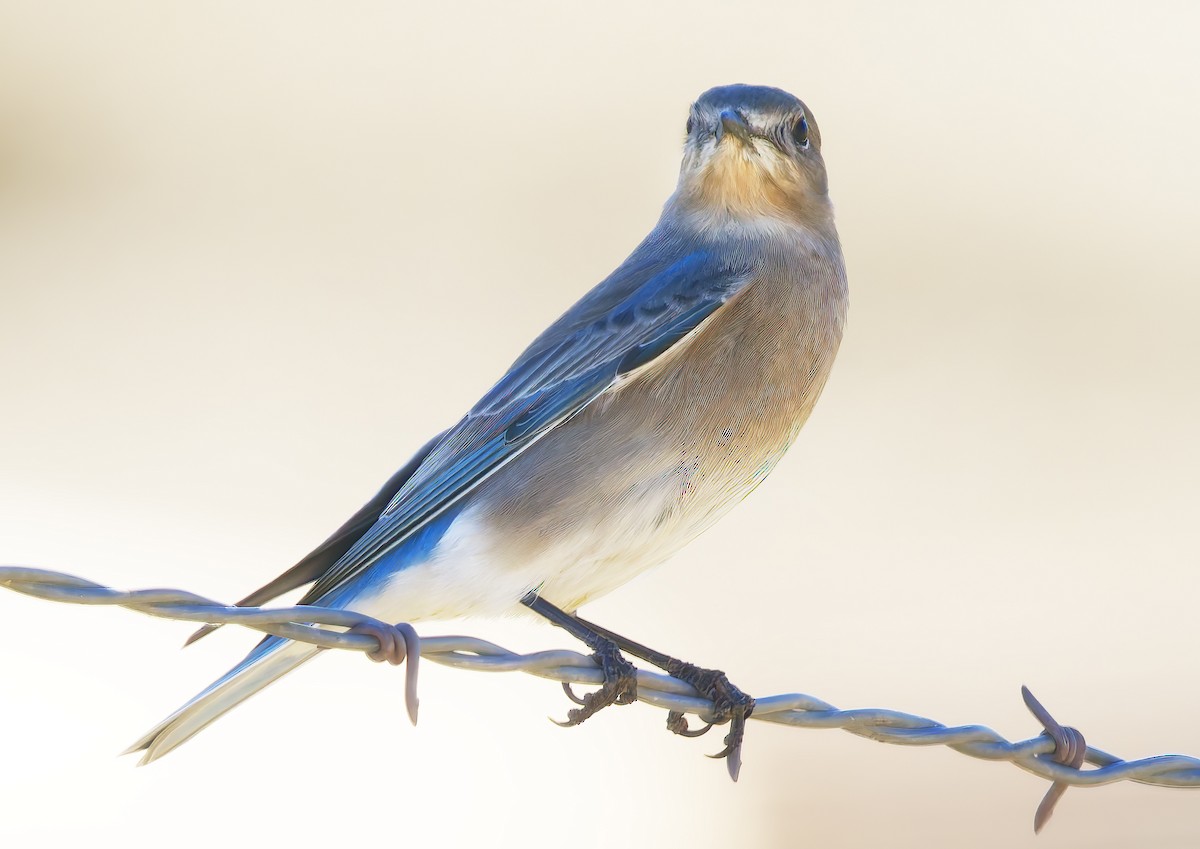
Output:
(128, 84), (849, 778)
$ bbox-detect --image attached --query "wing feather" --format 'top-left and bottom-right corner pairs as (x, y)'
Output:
(185, 429), (449, 644)
(301, 247), (753, 603)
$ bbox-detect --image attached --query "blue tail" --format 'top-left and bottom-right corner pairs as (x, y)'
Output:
(124, 634), (321, 764)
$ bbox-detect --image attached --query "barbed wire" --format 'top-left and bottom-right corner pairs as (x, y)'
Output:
(3, 565), (1199, 832)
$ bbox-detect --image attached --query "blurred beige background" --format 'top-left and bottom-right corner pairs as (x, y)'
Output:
(2, 1), (1198, 846)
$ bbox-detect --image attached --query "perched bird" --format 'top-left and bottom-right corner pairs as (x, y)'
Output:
(129, 83), (849, 778)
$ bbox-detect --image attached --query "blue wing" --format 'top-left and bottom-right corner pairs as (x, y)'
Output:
(300, 243), (754, 602)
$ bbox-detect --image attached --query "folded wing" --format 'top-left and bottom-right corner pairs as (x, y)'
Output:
(304, 247), (753, 603)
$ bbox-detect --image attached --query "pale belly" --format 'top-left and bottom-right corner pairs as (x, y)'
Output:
(358, 439), (788, 625)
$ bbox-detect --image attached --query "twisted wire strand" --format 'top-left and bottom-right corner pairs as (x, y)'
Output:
(4, 566), (1199, 804)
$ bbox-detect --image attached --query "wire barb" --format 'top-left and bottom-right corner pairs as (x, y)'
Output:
(3, 565), (1200, 829)
(1021, 685), (1087, 833)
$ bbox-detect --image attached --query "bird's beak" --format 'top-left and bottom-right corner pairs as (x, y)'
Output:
(716, 109), (751, 145)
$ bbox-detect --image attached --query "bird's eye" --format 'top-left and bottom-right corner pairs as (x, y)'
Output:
(686, 115), (694, 135)
(792, 116), (809, 148)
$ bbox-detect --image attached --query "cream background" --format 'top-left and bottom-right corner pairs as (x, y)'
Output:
(2, 2), (1198, 847)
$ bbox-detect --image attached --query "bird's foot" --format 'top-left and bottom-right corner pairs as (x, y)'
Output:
(664, 661), (754, 781)
(347, 620), (421, 725)
(554, 639), (638, 727)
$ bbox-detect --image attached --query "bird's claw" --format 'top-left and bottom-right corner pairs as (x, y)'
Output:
(561, 681), (587, 706)
(552, 642), (637, 727)
(706, 710), (747, 754)
(347, 620), (421, 725)
(698, 706), (751, 783)
(666, 710), (714, 738)
(666, 661), (755, 781)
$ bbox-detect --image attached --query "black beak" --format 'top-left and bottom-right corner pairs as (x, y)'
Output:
(716, 109), (751, 144)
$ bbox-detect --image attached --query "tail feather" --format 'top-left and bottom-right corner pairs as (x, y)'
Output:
(126, 636), (322, 765)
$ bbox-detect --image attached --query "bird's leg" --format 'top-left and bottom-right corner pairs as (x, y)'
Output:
(573, 614), (754, 781)
(520, 593), (638, 726)
(521, 593), (754, 781)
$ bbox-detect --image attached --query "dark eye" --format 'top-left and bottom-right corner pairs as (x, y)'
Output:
(792, 115), (809, 148)
(686, 115), (694, 134)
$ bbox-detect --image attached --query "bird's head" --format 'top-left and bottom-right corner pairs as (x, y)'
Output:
(671, 84), (831, 233)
